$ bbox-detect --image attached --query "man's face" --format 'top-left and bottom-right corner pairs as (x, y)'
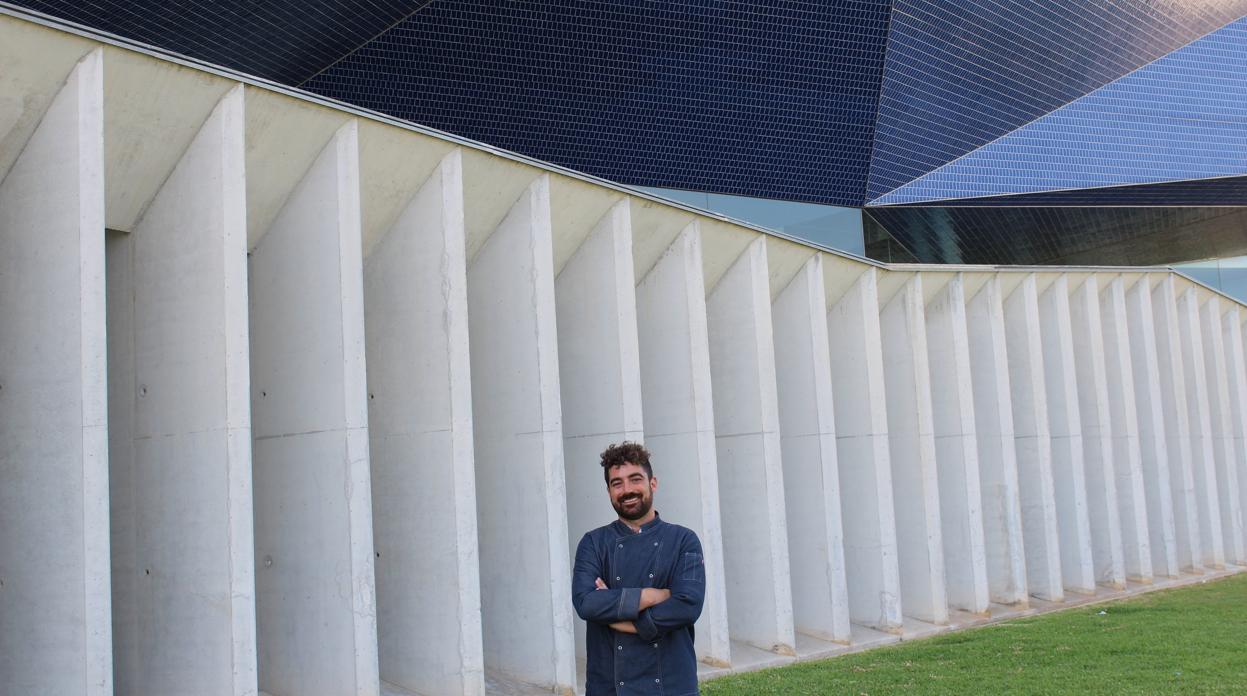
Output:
(607, 462), (657, 521)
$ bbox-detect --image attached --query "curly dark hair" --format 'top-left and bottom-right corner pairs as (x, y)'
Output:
(599, 441), (653, 484)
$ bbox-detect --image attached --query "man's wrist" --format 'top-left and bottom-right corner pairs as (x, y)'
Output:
(639, 587), (671, 610)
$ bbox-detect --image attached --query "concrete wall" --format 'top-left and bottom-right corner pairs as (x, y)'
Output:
(707, 238), (796, 655)
(966, 277), (1029, 605)
(556, 200), (645, 662)
(1068, 276), (1127, 589)
(773, 256), (851, 643)
(1099, 276), (1153, 582)
(1126, 277), (1181, 578)
(827, 269), (904, 631)
(1152, 276), (1203, 571)
(466, 175), (576, 692)
(879, 276), (948, 624)
(106, 87), (257, 695)
(0, 49), (111, 696)
(634, 223), (732, 666)
(363, 150), (485, 696)
(248, 123), (379, 696)
(1176, 289), (1226, 569)
(925, 275), (990, 614)
(1200, 297), (1246, 565)
(1003, 275), (1064, 601)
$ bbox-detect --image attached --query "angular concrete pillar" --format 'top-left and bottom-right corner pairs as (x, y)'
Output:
(1068, 276), (1127, 589)
(363, 150), (485, 696)
(106, 87), (257, 695)
(1176, 287), (1225, 569)
(0, 49), (112, 696)
(827, 268), (904, 631)
(1199, 296), (1244, 564)
(249, 122), (380, 696)
(966, 277), (1029, 605)
(1003, 275), (1064, 601)
(1152, 276), (1203, 571)
(772, 256), (851, 643)
(1125, 278), (1180, 578)
(635, 223), (731, 666)
(1225, 308), (1247, 560)
(1099, 277), (1153, 582)
(879, 275), (948, 625)
(555, 201), (645, 660)
(707, 238), (796, 655)
(465, 174), (576, 692)
(925, 274), (990, 615)
(1037, 276), (1096, 594)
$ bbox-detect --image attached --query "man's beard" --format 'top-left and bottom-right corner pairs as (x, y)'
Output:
(612, 491), (653, 521)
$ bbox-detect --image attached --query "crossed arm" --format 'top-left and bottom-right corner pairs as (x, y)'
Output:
(571, 533), (706, 641)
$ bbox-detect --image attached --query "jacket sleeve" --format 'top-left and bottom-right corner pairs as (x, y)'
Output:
(633, 532), (705, 641)
(571, 533), (642, 624)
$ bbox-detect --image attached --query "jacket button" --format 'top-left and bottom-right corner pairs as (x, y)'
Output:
(615, 576), (621, 582)
(653, 643), (658, 648)
(619, 681), (624, 686)
(656, 678), (661, 683)
(648, 573), (654, 578)
(617, 645), (622, 650)
(618, 544), (623, 548)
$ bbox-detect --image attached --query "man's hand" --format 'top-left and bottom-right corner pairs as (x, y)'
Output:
(609, 621), (638, 634)
(639, 587), (670, 610)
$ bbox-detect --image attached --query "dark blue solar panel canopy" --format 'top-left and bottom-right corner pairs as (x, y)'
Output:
(11, 0), (1247, 264)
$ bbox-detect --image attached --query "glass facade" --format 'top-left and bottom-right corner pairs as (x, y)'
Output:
(1175, 255), (1247, 303)
(639, 187), (865, 257)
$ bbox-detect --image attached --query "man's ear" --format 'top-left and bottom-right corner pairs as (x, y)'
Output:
(649, 475), (658, 492)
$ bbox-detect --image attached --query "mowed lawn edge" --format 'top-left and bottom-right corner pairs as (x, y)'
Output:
(702, 572), (1247, 695)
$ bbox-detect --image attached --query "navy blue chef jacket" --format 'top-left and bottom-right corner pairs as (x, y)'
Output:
(572, 513), (705, 696)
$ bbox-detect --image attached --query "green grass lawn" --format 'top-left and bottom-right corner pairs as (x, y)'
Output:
(703, 573), (1247, 695)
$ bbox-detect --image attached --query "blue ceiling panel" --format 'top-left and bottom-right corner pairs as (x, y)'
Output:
(868, 0), (1247, 201)
(874, 18), (1247, 205)
(14, 0), (430, 85)
(302, 0), (892, 207)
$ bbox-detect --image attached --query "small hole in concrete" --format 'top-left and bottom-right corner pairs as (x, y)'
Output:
(369, 393), (374, 400)
(261, 391), (267, 398)
(139, 386), (147, 397)
(375, 551), (381, 558)
(144, 569), (150, 575)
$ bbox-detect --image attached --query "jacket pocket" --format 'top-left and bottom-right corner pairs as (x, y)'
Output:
(679, 551), (704, 582)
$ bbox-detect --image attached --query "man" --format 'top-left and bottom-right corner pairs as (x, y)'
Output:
(572, 441), (705, 696)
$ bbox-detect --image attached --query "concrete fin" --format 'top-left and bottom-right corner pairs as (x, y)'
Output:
(0, 47), (111, 696)
(249, 121), (380, 696)
(707, 237), (797, 655)
(555, 199), (645, 663)
(635, 222), (732, 666)
(827, 268), (904, 631)
(879, 275), (949, 624)
(1069, 276), (1128, 589)
(1126, 278), (1181, 577)
(466, 174), (576, 692)
(925, 274), (991, 614)
(966, 276), (1029, 604)
(772, 255), (852, 643)
(1152, 276), (1204, 572)
(1202, 297), (1246, 564)
(106, 84), (258, 696)
(1180, 291), (1228, 569)
(1098, 276), (1154, 582)
(363, 149), (486, 696)
(1224, 309), (1247, 562)
(1003, 275), (1064, 601)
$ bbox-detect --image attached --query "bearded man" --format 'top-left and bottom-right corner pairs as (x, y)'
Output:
(571, 441), (706, 696)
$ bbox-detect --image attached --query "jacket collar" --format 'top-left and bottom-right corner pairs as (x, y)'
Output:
(612, 511), (662, 536)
